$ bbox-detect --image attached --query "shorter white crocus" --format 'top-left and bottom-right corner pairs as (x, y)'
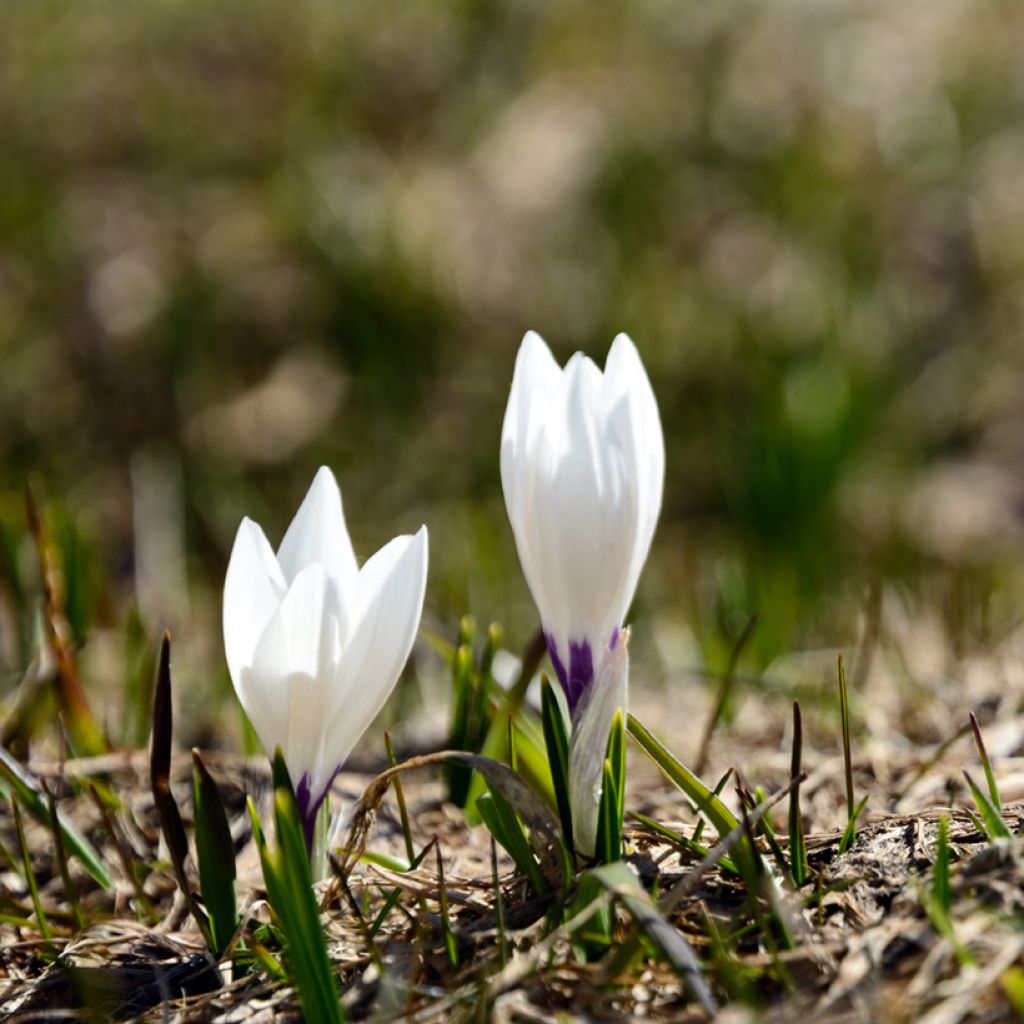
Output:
(223, 466), (428, 849)
(501, 331), (664, 853)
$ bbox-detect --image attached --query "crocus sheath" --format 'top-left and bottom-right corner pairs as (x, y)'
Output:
(568, 630), (630, 856)
(223, 467), (428, 849)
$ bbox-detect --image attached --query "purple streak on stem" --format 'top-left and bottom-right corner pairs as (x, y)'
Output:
(545, 632), (598, 715)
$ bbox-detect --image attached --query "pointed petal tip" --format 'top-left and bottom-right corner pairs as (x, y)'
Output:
(607, 331), (645, 369)
(277, 464), (357, 585)
(414, 523), (429, 554)
(515, 330), (560, 375)
(310, 464), (341, 497)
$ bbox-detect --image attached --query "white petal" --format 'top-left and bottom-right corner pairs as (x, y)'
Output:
(277, 466), (358, 589)
(223, 518), (287, 685)
(501, 332), (562, 534)
(569, 631), (629, 857)
(246, 563), (337, 788)
(325, 526), (428, 767)
(524, 355), (638, 654)
(606, 333), (665, 567)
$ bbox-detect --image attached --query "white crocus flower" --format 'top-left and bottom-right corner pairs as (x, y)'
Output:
(501, 331), (664, 853)
(223, 466), (428, 848)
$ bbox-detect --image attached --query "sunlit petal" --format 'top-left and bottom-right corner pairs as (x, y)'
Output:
(277, 465), (358, 589)
(223, 517), (286, 684)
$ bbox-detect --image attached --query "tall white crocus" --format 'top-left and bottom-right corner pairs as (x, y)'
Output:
(223, 466), (428, 848)
(501, 331), (664, 853)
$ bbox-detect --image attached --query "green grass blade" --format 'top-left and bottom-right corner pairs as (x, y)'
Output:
(628, 811), (739, 875)
(838, 795), (869, 855)
(541, 676), (573, 855)
(933, 815), (951, 914)
(788, 701), (807, 888)
(608, 710), (626, 831)
(0, 745), (112, 890)
(11, 794), (53, 946)
(838, 654), (858, 846)
(192, 750), (239, 956)
(595, 759), (621, 864)
(384, 732), (415, 865)
(445, 643), (475, 807)
(435, 843), (459, 970)
(465, 630), (550, 807)
(963, 769), (1011, 841)
(586, 862), (719, 1017)
(260, 755), (346, 1024)
(476, 790), (548, 895)
(692, 768), (733, 844)
(627, 715), (739, 839)
(969, 712), (1002, 813)
(595, 713), (626, 865)
(737, 786), (788, 877)
(149, 633), (212, 946)
(43, 779), (83, 931)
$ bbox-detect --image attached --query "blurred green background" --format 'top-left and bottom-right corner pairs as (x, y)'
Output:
(2, 0), (1023, 751)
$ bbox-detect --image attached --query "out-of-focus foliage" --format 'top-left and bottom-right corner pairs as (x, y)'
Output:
(1, 0), (1023, 746)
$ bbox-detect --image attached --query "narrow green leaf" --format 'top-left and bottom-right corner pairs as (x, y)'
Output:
(933, 815), (951, 914)
(435, 843), (459, 970)
(192, 750), (239, 955)
(567, 869), (615, 959)
(963, 769), (1011, 841)
(735, 805), (796, 982)
(969, 712), (1002, 813)
(737, 786), (788, 878)
(256, 763), (346, 1024)
(11, 794), (53, 945)
(692, 768), (733, 845)
(964, 807), (988, 839)
(445, 644), (475, 806)
(586, 862), (719, 1017)
(627, 715), (739, 838)
(87, 783), (158, 924)
(837, 655), (855, 833)
(43, 779), (82, 932)
(628, 811), (739, 875)
(595, 759), (621, 865)
(702, 905), (755, 1005)
(490, 836), (508, 968)
(467, 624), (499, 746)
(838, 795), (869, 855)
(788, 701), (807, 888)
(608, 710), (626, 831)
(0, 745), (112, 890)
(476, 791), (548, 896)
(148, 633), (212, 946)
(467, 630), (549, 807)
(541, 676), (573, 855)
(384, 733), (415, 865)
